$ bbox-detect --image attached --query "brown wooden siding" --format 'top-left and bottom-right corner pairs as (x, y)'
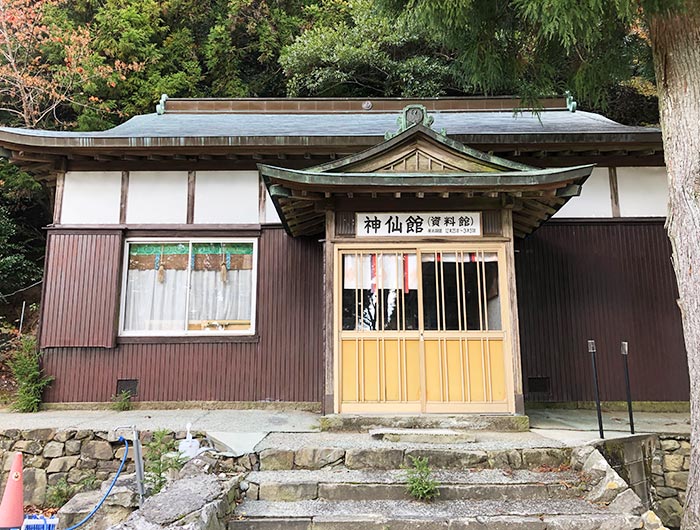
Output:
(41, 228), (323, 403)
(516, 220), (689, 402)
(40, 231), (123, 348)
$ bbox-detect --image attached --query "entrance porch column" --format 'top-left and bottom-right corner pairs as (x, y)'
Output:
(503, 208), (524, 414)
(323, 210), (335, 414)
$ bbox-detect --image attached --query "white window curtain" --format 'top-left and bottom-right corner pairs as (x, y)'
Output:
(124, 269), (188, 331)
(188, 269), (252, 324)
(122, 240), (255, 334)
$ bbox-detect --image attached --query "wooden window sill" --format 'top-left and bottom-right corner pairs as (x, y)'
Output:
(117, 335), (260, 345)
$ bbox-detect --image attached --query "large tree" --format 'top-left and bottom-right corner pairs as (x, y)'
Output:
(204, 0), (307, 97)
(376, 0), (699, 527)
(280, 0), (462, 97)
(0, 0), (127, 129)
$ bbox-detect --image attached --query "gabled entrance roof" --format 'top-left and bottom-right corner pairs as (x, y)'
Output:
(260, 112), (594, 238)
(309, 123), (535, 173)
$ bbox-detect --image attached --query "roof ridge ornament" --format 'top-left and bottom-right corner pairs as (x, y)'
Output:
(156, 94), (169, 115)
(385, 104), (446, 139)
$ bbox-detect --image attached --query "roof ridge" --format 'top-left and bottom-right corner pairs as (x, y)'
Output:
(157, 96), (567, 114)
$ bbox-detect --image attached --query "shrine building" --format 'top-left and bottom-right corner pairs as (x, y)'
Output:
(0, 97), (685, 415)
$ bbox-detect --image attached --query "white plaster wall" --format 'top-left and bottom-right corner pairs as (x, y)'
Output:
(554, 168), (612, 218)
(617, 167), (668, 217)
(126, 171), (188, 224)
(264, 186), (282, 224)
(194, 171), (259, 224)
(61, 171), (121, 224)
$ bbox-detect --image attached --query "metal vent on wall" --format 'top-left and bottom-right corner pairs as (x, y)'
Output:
(116, 378), (138, 397)
(528, 376), (550, 394)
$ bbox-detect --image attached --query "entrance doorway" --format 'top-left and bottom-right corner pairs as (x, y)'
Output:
(335, 243), (514, 414)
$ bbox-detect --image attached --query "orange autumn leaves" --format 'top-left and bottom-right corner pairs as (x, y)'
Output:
(0, 0), (137, 128)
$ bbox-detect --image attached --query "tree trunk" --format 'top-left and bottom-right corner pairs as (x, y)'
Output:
(649, 7), (700, 530)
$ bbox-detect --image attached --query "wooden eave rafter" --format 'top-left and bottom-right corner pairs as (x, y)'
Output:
(0, 115), (664, 180)
(259, 161), (594, 238)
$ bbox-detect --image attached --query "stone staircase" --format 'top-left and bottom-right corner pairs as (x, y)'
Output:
(228, 431), (667, 530)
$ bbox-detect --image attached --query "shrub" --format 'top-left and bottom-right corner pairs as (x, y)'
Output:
(405, 456), (440, 502)
(46, 476), (99, 508)
(7, 336), (53, 412)
(144, 429), (184, 494)
(46, 478), (73, 508)
(111, 389), (133, 411)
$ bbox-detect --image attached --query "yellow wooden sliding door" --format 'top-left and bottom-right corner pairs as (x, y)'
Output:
(336, 244), (513, 414)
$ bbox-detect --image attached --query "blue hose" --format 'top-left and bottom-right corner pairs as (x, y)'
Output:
(65, 436), (129, 530)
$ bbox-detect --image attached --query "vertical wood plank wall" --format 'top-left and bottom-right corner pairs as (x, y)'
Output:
(41, 228), (324, 403)
(516, 220), (689, 402)
(40, 231), (122, 348)
(40, 221), (688, 403)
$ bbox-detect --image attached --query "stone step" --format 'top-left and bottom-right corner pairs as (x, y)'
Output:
(369, 428), (476, 444)
(258, 442), (572, 471)
(320, 414), (529, 432)
(229, 499), (642, 530)
(245, 469), (584, 502)
(228, 514), (639, 530)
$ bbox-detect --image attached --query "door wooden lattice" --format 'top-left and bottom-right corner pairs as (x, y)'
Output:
(336, 244), (514, 414)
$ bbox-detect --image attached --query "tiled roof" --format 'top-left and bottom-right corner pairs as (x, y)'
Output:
(0, 110), (657, 139)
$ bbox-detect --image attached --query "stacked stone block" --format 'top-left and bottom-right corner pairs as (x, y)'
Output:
(651, 434), (690, 528)
(0, 428), (213, 507)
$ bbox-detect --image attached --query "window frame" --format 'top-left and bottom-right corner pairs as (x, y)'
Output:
(118, 237), (258, 337)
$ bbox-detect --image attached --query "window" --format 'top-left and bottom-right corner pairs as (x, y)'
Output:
(341, 252), (419, 331)
(120, 238), (257, 336)
(340, 249), (501, 333)
(421, 251), (501, 332)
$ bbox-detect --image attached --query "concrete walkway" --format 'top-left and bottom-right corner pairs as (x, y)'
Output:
(0, 408), (320, 433)
(526, 407), (689, 446)
(0, 407), (689, 442)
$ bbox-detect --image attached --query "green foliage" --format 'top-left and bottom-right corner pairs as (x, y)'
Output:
(0, 0), (673, 127)
(204, 0), (307, 97)
(46, 476), (99, 508)
(404, 456), (440, 502)
(0, 162), (49, 297)
(46, 478), (74, 508)
(144, 429), (184, 494)
(6, 336), (53, 413)
(0, 207), (38, 297)
(280, 0), (459, 97)
(591, 82), (659, 126)
(375, 0), (661, 110)
(0, 318), (19, 405)
(91, 0), (177, 118)
(111, 389), (133, 411)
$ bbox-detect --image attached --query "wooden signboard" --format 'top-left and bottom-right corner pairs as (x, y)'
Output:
(356, 212), (481, 237)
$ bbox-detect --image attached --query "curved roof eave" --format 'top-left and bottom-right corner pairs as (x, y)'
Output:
(259, 164), (595, 188)
(0, 130), (662, 150)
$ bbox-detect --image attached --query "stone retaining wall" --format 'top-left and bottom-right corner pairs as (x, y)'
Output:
(651, 434), (690, 528)
(596, 435), (657, 509)
(594, 433), (689, 529)
(0, 428), (217, 507)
